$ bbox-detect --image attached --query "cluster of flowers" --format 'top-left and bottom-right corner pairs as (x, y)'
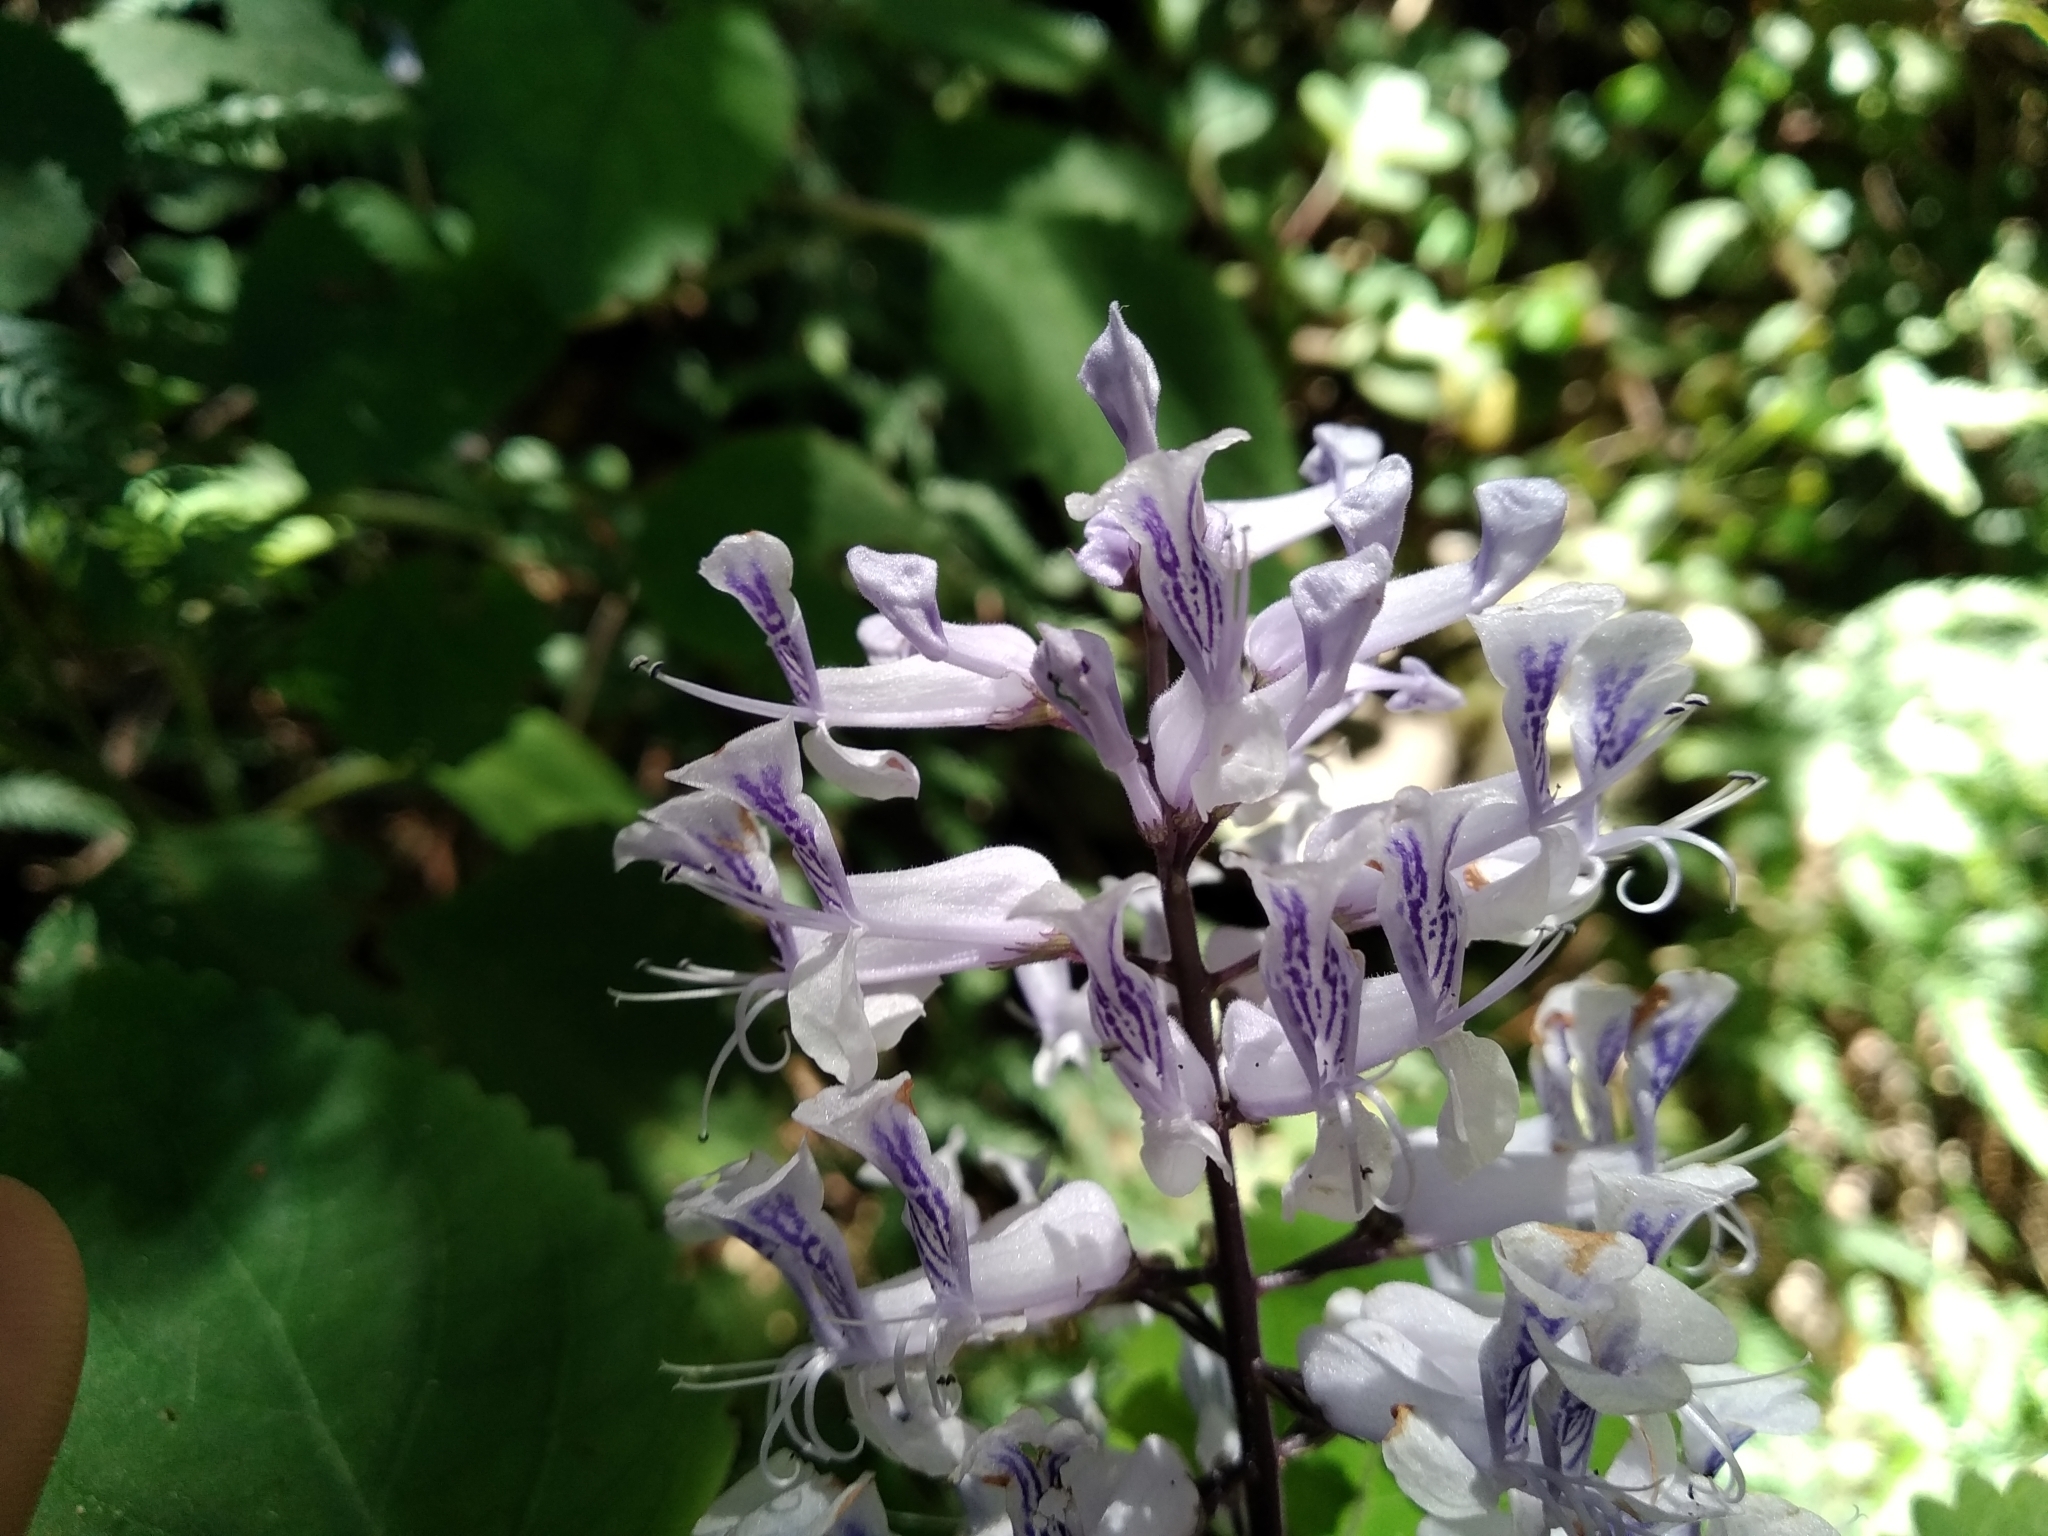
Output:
(621, 306), (1833, 1536)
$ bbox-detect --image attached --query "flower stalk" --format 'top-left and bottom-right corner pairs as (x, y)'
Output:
(1156, 844), (1284, 1536)
(624, 303), (1833, 1536)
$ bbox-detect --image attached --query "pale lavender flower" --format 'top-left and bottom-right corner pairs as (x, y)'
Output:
(633, 301), (1827, 1536)
(960, 1409), (1200, 1536)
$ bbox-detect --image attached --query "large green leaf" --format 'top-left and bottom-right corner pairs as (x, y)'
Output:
(281, 556), (548, 763)
(1914, 1472), (2048, 1536)
(385, 828), (762, 1200)
(884, 117), (1189, 234)
(0, 21), (128, 209)
(0, 771), (132, 839)
(61, 0), (394, 124)
(431, 708), (644, 851)
(231, 185), (557, 490)
(0, 20), (128, 312)
(85, 818), (398, 1037)
(0, 960), (736, 1534)
(637, 429), (940, 678)
(855, 0), (1107, 93)
(0, 162), (94, 314)
(931, 217), (1296, 500)
(427, 0), (796, 316)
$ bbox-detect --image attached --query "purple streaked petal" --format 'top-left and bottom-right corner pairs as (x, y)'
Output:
(1470, 583), (1625, 813)
(1032, 625), (1139, 772)
(1534, 1373), (1598, 1478)
(1626, 969), (1739, 1146)
(1075, 429), (1250, 702)
(1246, 858), (1364, 1092)
(845, 545), (947, 662)
(1079, 302), (1161, 461)
(794, 1074), (974, 1312)
(668, 1147), (872, 1359)
(1028, 880), (1222, 1158)
(699, 531), (823, 712)
(616, 790), (795, 967)
(1591, 1164), (1755, 1265)
(1565, 610), (1696, 786)
(1376, 787), (1468, 1039)
(674, 719), (855, 914)
(865, 1182), (1132, 1340)
(1527, 976), (1634, 1147)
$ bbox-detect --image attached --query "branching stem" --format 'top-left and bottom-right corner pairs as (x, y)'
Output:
(1158, 841), (1285, 1536)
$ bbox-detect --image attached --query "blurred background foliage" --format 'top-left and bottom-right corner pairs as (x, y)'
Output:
(3, 0), (2048, 1530)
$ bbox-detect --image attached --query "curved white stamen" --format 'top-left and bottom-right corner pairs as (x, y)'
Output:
(634, 657), (815, 724)
(1370, 1088), (1418, 1215)
(1446, 923), (1575, 1031)
(1614, 840), (1682, 914)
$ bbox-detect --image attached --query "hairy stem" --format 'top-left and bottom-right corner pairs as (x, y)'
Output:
(1157, 851), (1285, 1536)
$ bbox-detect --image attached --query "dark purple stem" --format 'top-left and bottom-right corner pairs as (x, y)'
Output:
(1158, 843), (1285, 1536)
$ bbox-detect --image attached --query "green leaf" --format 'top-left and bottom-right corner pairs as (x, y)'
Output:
(0, 960), (735, 1534)
(231, 186), (557, 489)
(0, 162), (94, 313)
(1914, 1472), (2048, 1536)
(61, 0), (394, 124)
(637, 429), (939, 678)
(0, 771), (133, 839)
(427, 0), (795, 316)
(858, 0), (1108, 93)
(0, 19), (128, 208)
(87, 818), (400, 1037)
(431, 708), (644, 851)
(385, 829), (760, 1199)
(885, 118), (1190, 234)
(1646, 198), (1752, 299)
(9, 897), (99, 1018)
(1935, 990), (2048, 1179)
(931, 217), (1296, 500)
(0, 21), (123, 307)
(282, 556), (548, 763)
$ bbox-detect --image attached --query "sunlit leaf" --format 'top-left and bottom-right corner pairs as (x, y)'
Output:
(0, 771), (132, 839)
(432, 708), (644, 851)
(62, 0), (395, 124)
(931, 217), (1295, 499)
(1647, 198), (1751, 298)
